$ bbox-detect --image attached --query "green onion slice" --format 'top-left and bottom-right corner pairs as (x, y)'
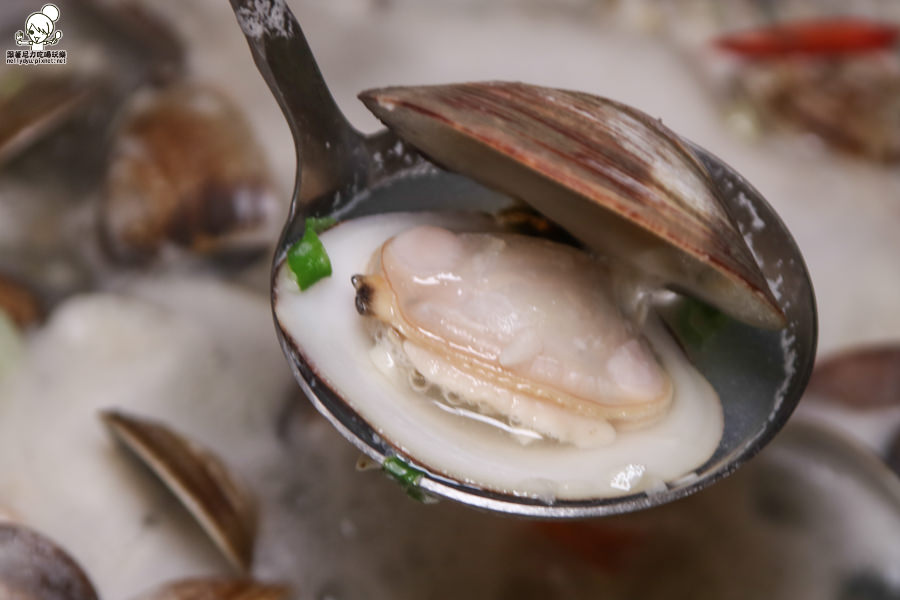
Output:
(287, 217), (336, 290)
(383, 456), (431, 503)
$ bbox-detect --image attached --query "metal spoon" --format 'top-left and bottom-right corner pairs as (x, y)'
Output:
(227, 0), (817, 518)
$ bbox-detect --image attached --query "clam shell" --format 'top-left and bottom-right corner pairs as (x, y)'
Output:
(359, 81), (784, 329)
(133, 578), (289, 600)
(0, 522), (99, 600)
(808, 345), (900, 409)
(100, 84), (279, 264)
(101, 410), (258, 573)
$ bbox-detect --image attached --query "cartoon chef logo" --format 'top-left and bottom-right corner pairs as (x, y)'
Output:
(15, 4), (63, 52)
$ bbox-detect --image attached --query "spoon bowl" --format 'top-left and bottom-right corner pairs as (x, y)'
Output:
(228, 0), (817, 517)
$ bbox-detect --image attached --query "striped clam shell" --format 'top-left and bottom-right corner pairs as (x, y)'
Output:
(102, 410), (258, 573)
(359, 81), (784, 329)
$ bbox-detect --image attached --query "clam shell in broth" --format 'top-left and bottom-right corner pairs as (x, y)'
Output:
(360, 82), (785, 330)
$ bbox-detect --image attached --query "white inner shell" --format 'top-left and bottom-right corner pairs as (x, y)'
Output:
(274, 212), (723, 500)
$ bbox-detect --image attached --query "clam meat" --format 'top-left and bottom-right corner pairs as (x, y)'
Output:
(274, 212), (723, 500)
(353, 225), (673, 444)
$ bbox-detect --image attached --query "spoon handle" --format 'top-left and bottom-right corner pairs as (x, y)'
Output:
(227, 0), (368, 210)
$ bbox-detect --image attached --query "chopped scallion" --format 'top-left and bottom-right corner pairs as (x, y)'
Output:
(306, 216), (337, 234)
(382, 456), (430, 503)
(287, 218), (335, 290)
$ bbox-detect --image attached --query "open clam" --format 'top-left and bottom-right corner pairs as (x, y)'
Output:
(229, 0), (816, 516)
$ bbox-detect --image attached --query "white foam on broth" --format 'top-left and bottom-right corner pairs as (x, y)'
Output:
(274, 212), (723, 500)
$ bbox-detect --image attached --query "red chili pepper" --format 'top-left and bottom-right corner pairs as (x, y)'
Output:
(714, 17), (899, 58)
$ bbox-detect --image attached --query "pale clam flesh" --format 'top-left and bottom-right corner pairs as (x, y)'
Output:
(352, 225), (674, 446)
